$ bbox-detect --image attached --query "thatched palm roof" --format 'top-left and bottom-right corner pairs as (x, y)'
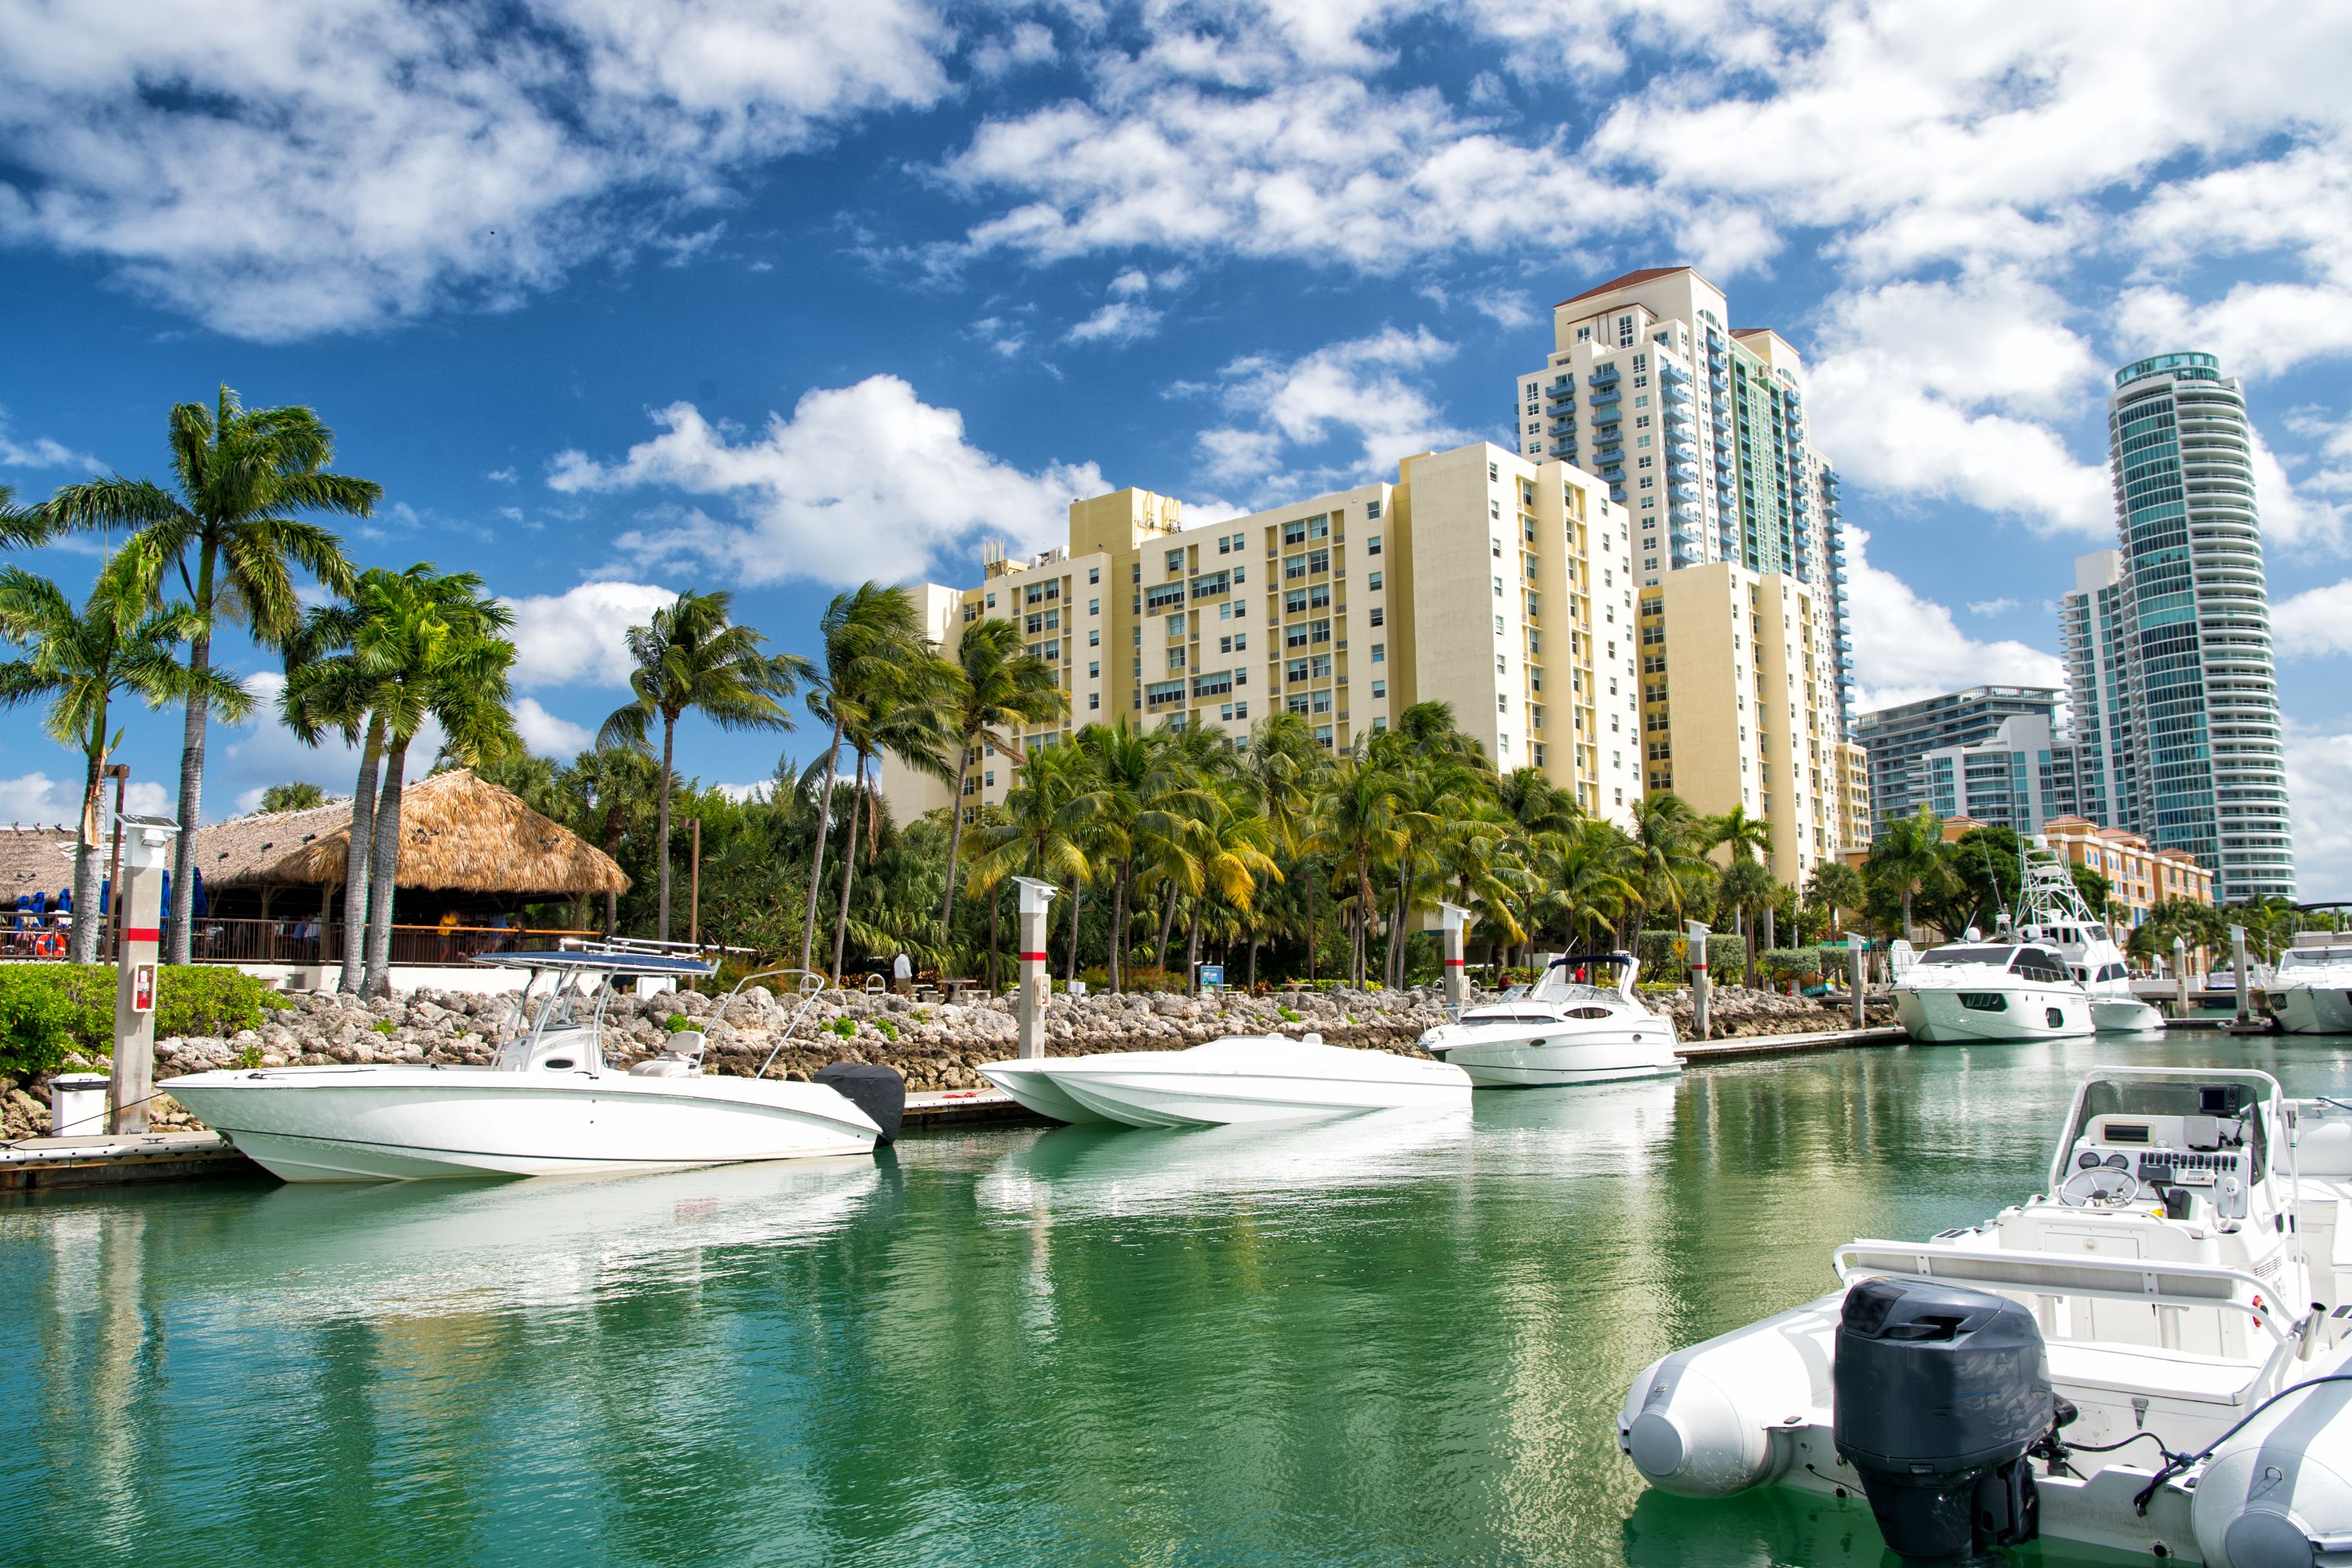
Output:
(0, 824), (81, 903)
(194, 769), (628, 896)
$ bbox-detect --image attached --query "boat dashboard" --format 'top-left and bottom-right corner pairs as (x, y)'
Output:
(2060, 1112), (2256, 1218)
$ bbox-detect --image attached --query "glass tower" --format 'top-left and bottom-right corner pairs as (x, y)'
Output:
(2107, 353), (2293, 900)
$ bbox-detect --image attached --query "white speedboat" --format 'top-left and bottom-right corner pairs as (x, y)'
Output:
(985, 1033), (1471, 1128)
(164, 951), (892, 1181)
(2271, 933), (2352, 1034)
(977, 1054), (1120, 1123)
(2012, 842), (2165, 1033)
(1416, 950), (1681, 1087)
(1621, 1067), (2352, 1564)
(1892, 935), (2092, 1043)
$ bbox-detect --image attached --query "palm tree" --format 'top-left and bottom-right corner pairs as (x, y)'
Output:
(0, 567), (249, 960)
(1716, 855), (1776, 983)
(1313, 751), (1406, 989)
(1706, 804), (1777, 947)
(1867, 806), (1951, 945)
(260, 782), (327, 812)
(797, 584), (927, 972)
(600, 590), (811, 942)
(968, 741), (1094, 979)
(37, 388), (369, 961)
(1067, 718), (1207, 991)
(938, 619), (1066, 930)
(1624, 791), (1712, 940)
(1806, 859), (1867, 938)
(559, 746), (662, 935)
(825, 675), (953, 982)
(1178, 785), (1281, 991)
(1240, 713), (1323, 984)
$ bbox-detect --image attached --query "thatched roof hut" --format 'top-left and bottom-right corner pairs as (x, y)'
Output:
(193, 769), (628, 906)
(0, 823), (81, 906)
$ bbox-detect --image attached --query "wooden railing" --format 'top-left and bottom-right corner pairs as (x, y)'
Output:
(0, 916), (601, 967)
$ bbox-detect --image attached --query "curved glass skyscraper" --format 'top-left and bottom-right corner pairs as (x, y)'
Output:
(2107, 352), (2294, 900)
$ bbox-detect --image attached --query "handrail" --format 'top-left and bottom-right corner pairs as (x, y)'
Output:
(1833, 1241), (2290, 1345)
(717, 967), (831, 1080)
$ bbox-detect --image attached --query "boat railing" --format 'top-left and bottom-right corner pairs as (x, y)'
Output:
(1834, 1242), (2291, 1345)
(711, 967), (830, 1080)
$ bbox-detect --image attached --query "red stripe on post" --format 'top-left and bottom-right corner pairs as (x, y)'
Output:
(1690, 964), (1708, 972)
(1443, 959), (1465, 967)
(1017, 951), (1050, 962)
(123, 926), (161, 943)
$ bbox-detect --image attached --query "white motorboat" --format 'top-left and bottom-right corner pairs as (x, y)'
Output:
(164, 951), (894, 1181)
(2012, 841), (2165, 1033)
(1891, 935), (2093, 1043)
(2271, 933), (2352, 1034)
(1621, 1066), (2352, 1564)
(983, 1033), (1471, 1128)
(977, 1054), (1120, 1123)
(1415, 950), (1681, 1087)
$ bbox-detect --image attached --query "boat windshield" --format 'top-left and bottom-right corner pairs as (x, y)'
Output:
(490, 967), (614, 1071)
(2057, 1075), (2274, 1185)
(2280, 948), (2352, 970)
(1917, 946), (2013, 966)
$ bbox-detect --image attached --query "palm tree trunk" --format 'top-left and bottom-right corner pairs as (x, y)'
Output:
(361, 737), (411, 996)
(168, 546), (219, 967)
(68, 731), (105, 966)
(829, 753), (866, 984)
(1901, 890), (1916, 946)
(988, 883), (1001, 990)
(1154, 883), (1178, 971)
(1388, 869), (1411, 989)
(1064, 881), (1082, 982)
(1111, 860), (1131, 993)
(799, 713), (845, 971)
(1185, 903), (1203, 993)
(939, 740), (974, 929)
(656, 714), (676, 942)
(338, 714), (384, 993)
(1305, 859), (1318, 985)
(1248, 936), (1260, 988)
(1762, 899), (1777, 954)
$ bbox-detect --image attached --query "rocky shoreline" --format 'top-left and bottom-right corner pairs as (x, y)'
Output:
(1, 981), (1891, 1142)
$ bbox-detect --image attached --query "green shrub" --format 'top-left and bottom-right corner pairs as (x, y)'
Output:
(0, 971), (85, 1077)
(1277, 1005), (1302, 1023)
(0, 964), (285, 1076)
(827, 1016), (857, 1039)
(371, 1018), (397, 1036)
(664, 1012), (692, 1034)
(871, 1016), (900, 1042)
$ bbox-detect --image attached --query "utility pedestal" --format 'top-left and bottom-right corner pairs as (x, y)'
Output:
(2231, 924), (2252, 1027)
(2173, 937), (2190, 1020)
(1846, 931), (1867, 1030)
(110, 813), (179, 1134)
(1687, 920), (1712, 1041)
(1438, 902), (1469, 1010)
(1013, 877), (1058, 1061)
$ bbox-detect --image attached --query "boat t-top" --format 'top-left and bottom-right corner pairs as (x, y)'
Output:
(2270, 932), (2352, 1034)
(1621, 1066), (2352, 1564)
(1416, 951), (1681, 1087)
(2012, 839), (2164, 1033)
(165, 949), (899, 1181)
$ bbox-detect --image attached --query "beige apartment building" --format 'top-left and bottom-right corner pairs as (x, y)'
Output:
(885, 441), (1646, 830)
(1638, 561), (1862, 887)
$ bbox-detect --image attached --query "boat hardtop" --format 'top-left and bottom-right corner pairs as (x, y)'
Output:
(1621, 1065), (2352, 1563)
(1418, 951), (1681, 1088)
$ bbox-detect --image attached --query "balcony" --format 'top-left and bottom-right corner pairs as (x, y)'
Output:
(1589, 385), (1622, 408)
(1590, 365), (1621, 385)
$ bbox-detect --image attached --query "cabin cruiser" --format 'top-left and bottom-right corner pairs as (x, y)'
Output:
(1621, 1067), (2352, 1565)
(978, 1033), (1470, 1128)
(1415, 951), (1681, 1087)
(1892, 935), (2093, 1043)
(164, 950), (897, 1181)
(2013, 842), (2165, 1033)
(2270, 932), (2352, 1035)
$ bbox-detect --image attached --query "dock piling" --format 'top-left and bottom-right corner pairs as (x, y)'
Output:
(1013, 877), (1057, 1060)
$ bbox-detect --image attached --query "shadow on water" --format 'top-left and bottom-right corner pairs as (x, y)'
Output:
(5, 1036), (2352, 1566)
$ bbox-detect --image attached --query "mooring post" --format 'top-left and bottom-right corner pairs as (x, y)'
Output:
(1013, 877), (1058, 1060)
(2230, 924), (2251, 1025)
(1438, 902), (1469, 1011)
(1846, 931), (1867, 1030)
(110, 813), (179, 1135)
(2172, 937), (2190, 1019)
(1686, 919), (1711, 1040)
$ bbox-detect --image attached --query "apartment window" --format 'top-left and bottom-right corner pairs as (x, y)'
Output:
(1367, 499), (1382, 519)
(1167, 648), (1188, 671)
(1132, 564), (1141, 582)
(1287, 625), (1308, 650)
(1371, 678), (1386, 699)
(1285, 554), (1308, 580)
(1218, 535), (1231, 554)
(1166, 549), (1185, 573)
(1232, 565), (1246, 584)
(985, 593), (996, 608)
(1494, 575), (1504, 598)
(1310, 654), (1332, 680)
(1283, 521), (1307, 546)
(1306, 550), (1328, 575)
(1369, 607), (1384, 627)
(1287, 657), (1311, 683)
(1089, 661), (1100, 678)
(1490, 500), (1501, 519)
(1308, 515), (1330, 539)
(1220, 635), (1232, 655)
(1495, 653), (1506, 674)
(1088, 598), (1099, 615)
(1366, 535), (1381, 555)
(1167, 612), (1186, 637)
(1367, 571), (1382, 590)
(1370, 643), (1385, 663)
(1088, 630), (1099, 647)
(984, 771), (995, 788)
(1497, 695), (1508, 713)
(1286, 587), (1308, 614)
(1287, 693), (1310, 715)
(1089, 567), (1099, 584)
(1492, 537), (1503, 558)
(1025, 614), (1043, 633)
(1309, 619), (1332, 644)
(1494, 615), (1504, 635)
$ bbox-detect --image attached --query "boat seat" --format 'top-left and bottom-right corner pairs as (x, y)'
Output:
(2046, 1341), (2264, 1406)
(628, 1029), (707, 1078)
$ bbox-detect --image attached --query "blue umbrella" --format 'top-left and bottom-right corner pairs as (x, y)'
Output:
(191, 867), (209, 917)
(98, 877), (109, 915)
(56, 887), (71, 913)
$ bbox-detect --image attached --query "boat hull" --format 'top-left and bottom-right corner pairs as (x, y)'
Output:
(976, 1058), (1115, 1124)
(2274, 984), (2352, 1035)
(2089, 996), (2166, 1033)
(163, 1065), (881, 1181)
(1893, 984), (2093, 1043)
(1039, 1039), (1472, 1128)
(1425, 1031), (1682, 1089)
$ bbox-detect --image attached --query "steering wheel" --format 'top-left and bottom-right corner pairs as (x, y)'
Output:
(2059, 1167), (2143, 1208)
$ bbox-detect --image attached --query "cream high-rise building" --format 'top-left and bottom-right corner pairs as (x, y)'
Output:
(1514, 267), (1857, 739)
(1638, 561), (1861, 887)
(884, 441), (1644, 829)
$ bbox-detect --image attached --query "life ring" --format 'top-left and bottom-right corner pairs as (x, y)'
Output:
(34, 931), (64, 956)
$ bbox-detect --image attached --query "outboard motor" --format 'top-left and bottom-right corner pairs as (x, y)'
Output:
(816, 1062), (905, 1143)
(1835, 1277), (2053, 1566)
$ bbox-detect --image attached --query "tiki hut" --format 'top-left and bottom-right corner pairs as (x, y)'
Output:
(191, 769), (628, 947)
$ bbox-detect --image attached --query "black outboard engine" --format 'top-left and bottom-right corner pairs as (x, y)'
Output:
(816, 1062), (905, 1144)
(1834, 1277), (2053, 1566)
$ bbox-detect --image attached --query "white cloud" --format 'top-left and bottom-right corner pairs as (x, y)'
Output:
(1108, 267), (1151, 296)
(0, 0), (956, 338)
(713, 779), (775, 803)
(499, 581), (678, 688)
(2274, 580), (2352, 659)
(1844, 527), (2064, 711)
(486, 466), (517, 485)
(514, 697), (594, 757)
(971, 20), (1058, 80)
(2285, 722), (2351, 896)
(1196, 325), (1469, 495)
(0, 412), (100, 471)
(0, 772), (166, 827)
(1965, 597), (2019, 617)
(547, 377), (1106, 585)
(1469, 289), (1537, 328)
(1065, 299), (1163, 345)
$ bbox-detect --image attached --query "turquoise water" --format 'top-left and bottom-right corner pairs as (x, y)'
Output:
(6, 1036), (2351, 1568)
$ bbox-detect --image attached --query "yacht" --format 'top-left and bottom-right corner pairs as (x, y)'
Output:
(2270, 932), (2352, 1034)
(1621, 1066), (2352, 1564)
(1891, 935), (2093, 1043)
(163, 950), (895, 1181)
(1415, 951), (1681, 1087)
(2012, 842), (2165, 1033)
(980, 1033), (1471, 1128)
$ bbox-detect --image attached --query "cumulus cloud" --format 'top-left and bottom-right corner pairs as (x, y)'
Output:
(547, 377), (1106, 585)
(499, 581), (679, 688)
(513, 697), (594, 757)
(0, 0), (956, 338)
(1966, 597), (2019, 617)
(0, 772), (167, 827)
(0, 413), (100, 471)
(215, 672), (447, 822)
(1196, 325), (1470, 496)
(2274, 579), (2352, 659)
(2285, 722), (2351, 895)
(1842, 527), (2064, 711)
(1066, 299), (1163, 345)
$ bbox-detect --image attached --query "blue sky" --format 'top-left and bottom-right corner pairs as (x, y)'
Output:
(5, 2), (2352, 886)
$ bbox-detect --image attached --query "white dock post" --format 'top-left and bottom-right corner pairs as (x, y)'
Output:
(2172, 937), (2190, 1019)
(1846, 931), (1867, 1030)
(1686, 920), (1711, 1040)
(110, 814), (179, 1134)
(1013, 877), (1058, 1061)
(1438, 902), (1470, 1009)
(2230, 924), (2251, 1025)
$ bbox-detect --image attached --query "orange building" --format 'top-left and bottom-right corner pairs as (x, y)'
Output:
(2040, 815), (2215, 927)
